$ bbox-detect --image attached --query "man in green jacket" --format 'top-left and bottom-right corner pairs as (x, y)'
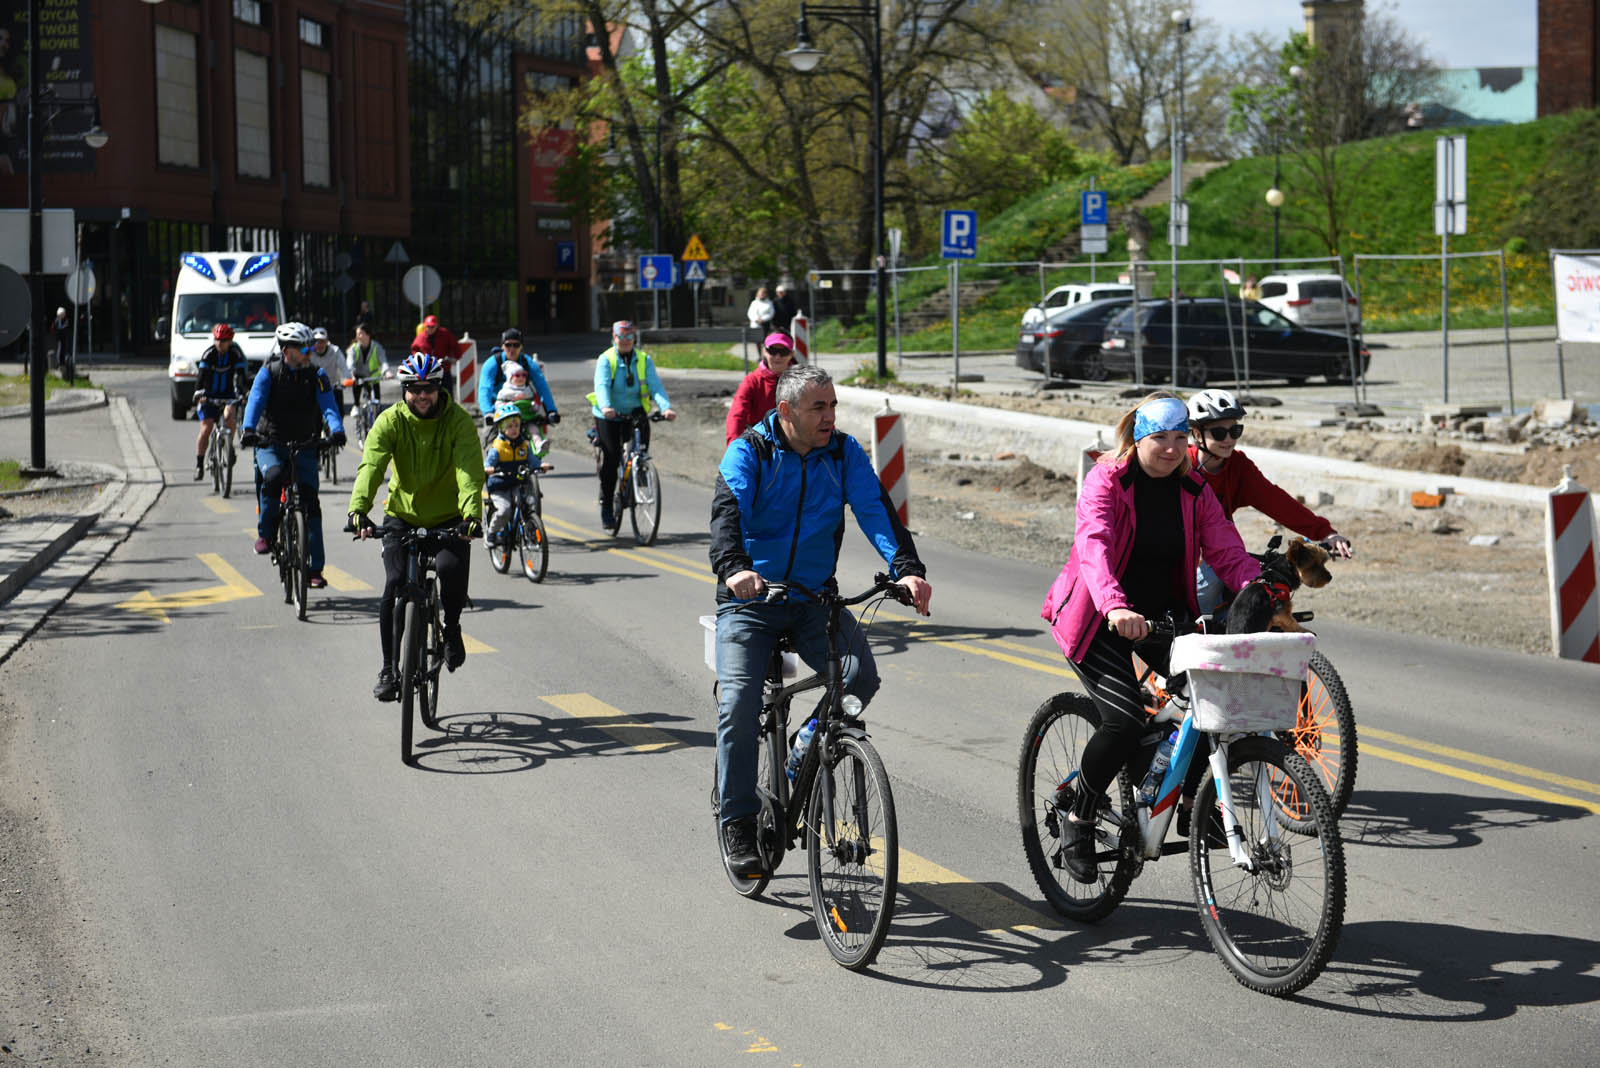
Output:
(346, 352), (485, 701)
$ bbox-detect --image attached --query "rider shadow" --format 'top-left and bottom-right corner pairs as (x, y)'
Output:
(1306, 919), (1600, 1020)
(1340, 789), (1590, 851)
(857, 616), (1044, 658)
(407, 707), (711, 775)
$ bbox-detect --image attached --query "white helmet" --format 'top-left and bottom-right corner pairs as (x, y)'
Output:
(275, 321), (313, 348)
(1186, 388), (1245, 425)
(311, 326), (330, 341)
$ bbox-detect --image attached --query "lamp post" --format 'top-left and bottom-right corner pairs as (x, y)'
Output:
(1264, 65), (1301, 273)
(1168, 9), (1190, 387)
(787, 2), (887, 379)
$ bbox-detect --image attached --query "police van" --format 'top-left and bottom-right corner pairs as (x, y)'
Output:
(167, 251), (286, 419)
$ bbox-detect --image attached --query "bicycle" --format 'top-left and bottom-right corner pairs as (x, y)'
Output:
(708, 574), (913, 971)
(345, 377), (383, 448)
(319, 429), (340, 486)
(192, 392), (240, 498)
(486, 463), (550, 583)
(596, 410), (664, 545)
(261, 437), (321, 622)
(1019, 618), (1345, 996)
(385, 525), (457, 764)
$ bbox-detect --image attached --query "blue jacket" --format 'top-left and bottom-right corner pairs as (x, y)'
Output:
(709, 411), (924, 603)
(195, 343), (247, 401)
(589, 345), (669, 417)
(243, 358), (343, 444)
(477, 347), (557, 417)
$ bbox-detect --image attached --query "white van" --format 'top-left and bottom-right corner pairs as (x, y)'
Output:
(1020, 282), (1136, 329)
(167, 251), (286, 419)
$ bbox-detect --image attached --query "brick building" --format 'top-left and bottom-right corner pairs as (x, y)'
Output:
(1538, 0), (1599, 115)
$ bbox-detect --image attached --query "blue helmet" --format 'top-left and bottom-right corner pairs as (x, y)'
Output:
(492, 401), (527, 424)
(396, 353), (445, 383)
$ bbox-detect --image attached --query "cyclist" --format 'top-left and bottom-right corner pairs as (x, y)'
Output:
(725, 331), (795, 443)
(309, 326), (351, 422)
(410, 314), (460, 395)
(1185, 388), (1353, 615)
(346, 353), (485, 702)
(1039, 392), (1259, 882)
(710, 364), (933, 877)
(483, 401), (537, 547)
(477, 327), (558, 427)
(589, 320), (676, 528)
(192, 323), (247, 481)
(239, 321), (346, 588)
(347, 322), (388, 421)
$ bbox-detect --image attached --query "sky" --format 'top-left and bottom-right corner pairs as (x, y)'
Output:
(1192, 0), (1539, 70)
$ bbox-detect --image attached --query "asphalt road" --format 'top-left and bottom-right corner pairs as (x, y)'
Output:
(2, 364), (1597, 1066)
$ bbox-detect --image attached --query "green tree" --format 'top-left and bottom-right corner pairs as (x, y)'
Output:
(938, 90), (1087, 220)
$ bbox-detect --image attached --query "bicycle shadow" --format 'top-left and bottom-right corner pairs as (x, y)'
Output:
(856, 616), (1046, 657)
(405, 706), (711, 774)
(1340, 789), (1591, 851)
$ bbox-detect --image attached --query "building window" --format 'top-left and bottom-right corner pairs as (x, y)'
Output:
(235, 50), (271, 178)
(154, 25), (200, 168)
(233, 0), (265, 26)
(298, 17), (326, 47)
(301, 68), (331, 187)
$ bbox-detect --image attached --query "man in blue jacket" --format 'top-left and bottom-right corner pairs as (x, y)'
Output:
(709, 363), (932, 876)
(476, 327), (559, 425)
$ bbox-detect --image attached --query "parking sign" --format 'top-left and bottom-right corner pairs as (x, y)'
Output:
(942, 210), (977, 259)
(1081, 191), (1108, 226)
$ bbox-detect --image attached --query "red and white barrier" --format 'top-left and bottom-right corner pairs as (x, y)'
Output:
(871, 398), (909, 525)
(455, 338), (479, 414)
(790, 312), (811, 364)
(1077, 430), (1109, 489)
(1546, 465), (1600, 663)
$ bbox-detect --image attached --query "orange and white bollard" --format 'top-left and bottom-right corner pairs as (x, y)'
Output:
(455, 338), (479, 414)
(790, 312), (811, 364)
(871, 398), (909, 525)
(1545, 464), (1600, 663)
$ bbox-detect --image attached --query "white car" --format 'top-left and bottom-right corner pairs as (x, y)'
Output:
(1255, 272), (1361, 333)
(1020, 282), (1135, 329)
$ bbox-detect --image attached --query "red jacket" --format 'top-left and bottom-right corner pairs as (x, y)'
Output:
(725, 363), (781, 443)
(1186, 445), (1335, 541)
(411, 325), (461, 366)
(1041, 456), (1258, 663)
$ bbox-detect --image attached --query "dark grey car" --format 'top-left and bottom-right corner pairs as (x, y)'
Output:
(1014, 297), (1136, 381)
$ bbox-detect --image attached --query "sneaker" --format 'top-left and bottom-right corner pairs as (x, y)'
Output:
(193, 457), (205, 481)
(307, 571), (327, 589)
(1060, 815), (1099, 884)
(372, 667), (398, 702)
(723, 818), (764, 877)
(253, 537), (270, 554)
(443, 625), (466, 672)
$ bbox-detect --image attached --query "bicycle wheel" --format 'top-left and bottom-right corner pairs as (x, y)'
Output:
(291, 509), (309, 621)
(487, 516), (511, 574)
(807, 733), (897, 970)
(276, 516), (293, 605)
(418, 587), (443, 731)
(209, 435), (222, 494)
(399, 598), (423, 761)
(326, 445), (339, 486)
(1273, 652), (1357, 828)
(629, 456), (661, 546)
(1191, 736), (1345, 996)
(608, 463), (627, 536)
(1017, 692), (1141, 922)
(221, 437), (234, 499)
(520, 511), (549, 583)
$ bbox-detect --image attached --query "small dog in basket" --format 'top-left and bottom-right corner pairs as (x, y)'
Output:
(1225, 537), (1333, 634)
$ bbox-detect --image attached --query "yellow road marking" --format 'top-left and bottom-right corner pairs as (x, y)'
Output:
(462, 633), (496, 655)
(1360, 742), (1600, 814)
(319, 565), (373, 591)
(202, 498), (238, 514)
(539, 693), (688, 752)
(1361, 726), (1600, 797)
(117, 553), (263, 623)
(541, 513), (604, 542)
(606, 546), (715, 583)
(896, 847), (1062, 933)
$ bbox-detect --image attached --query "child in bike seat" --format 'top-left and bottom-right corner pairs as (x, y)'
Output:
(483, 402), (545, 544)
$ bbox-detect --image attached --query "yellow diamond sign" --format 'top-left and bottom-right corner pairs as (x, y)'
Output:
(681, 233), (709, 261)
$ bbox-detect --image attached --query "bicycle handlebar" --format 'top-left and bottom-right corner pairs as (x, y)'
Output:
(763, 573), (914, 609)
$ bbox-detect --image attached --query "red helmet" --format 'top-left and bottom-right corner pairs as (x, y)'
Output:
(212, 323), (235, 341)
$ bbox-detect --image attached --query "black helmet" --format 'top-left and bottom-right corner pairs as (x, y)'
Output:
(501, 327), (522, 343)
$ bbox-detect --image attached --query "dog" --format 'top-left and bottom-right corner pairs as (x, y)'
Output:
(1224, 537), (1333, 634)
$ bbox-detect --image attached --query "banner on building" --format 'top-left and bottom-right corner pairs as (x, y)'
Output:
(1553, 253), (1600, 343)
(0, 0), (96, 173)
(528, 127), (575, 206)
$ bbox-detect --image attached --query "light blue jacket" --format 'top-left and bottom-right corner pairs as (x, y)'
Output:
(477, 348), (557, 417)
(589, 345), (670, 417)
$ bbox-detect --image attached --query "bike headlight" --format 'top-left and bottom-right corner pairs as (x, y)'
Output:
(841, 696), (864, 720)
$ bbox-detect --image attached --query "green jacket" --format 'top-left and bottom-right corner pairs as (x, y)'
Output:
(347, 395), (484, 527)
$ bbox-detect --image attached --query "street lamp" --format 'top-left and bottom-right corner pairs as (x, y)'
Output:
(1168, 9), (1190, 387)
(1264, 64), (1302, 272)
(787, 2), (888, 379)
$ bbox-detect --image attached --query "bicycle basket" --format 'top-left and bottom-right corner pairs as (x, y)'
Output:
(700, 614), (798, 678)
(1167, 632), (1316, 733)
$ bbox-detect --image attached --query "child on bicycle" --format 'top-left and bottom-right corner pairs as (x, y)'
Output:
(483, 402), (539, 546)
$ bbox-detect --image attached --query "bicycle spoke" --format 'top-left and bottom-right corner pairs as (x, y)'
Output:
(808, 734), (896, 970)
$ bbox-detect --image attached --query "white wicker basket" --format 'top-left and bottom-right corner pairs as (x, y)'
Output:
(1167, 632), (1317, 733)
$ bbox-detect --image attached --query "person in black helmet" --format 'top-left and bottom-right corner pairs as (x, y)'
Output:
(476, 326), (558, 430)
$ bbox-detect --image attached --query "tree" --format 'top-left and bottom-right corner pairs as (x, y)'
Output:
(936, 90), (1086, 222)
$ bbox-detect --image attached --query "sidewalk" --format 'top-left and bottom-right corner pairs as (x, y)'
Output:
(0, 390), (163, 663)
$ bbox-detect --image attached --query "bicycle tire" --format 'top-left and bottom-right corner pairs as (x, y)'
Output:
(807, 732), (897, 970)
(399, 598), (423, 762)
(209, 435), (223, 495)
(1017, 692), (1141, 922)
(221, 438), (234, 499)
(608, 462), (628, 536)
(521, 511), (549, 583)
(487, 520), (511, 574)
(276, 513), (293, 605)
(629, 456), (661, 546)
(1190, 737), (1345, 996)
(1273, 652), (1357, 827)
(418, 586), (443, 730)
(292, 509), (309, 621)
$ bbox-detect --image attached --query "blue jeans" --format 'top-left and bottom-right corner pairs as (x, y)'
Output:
(715, 598), (879, 826)
(256, 445), (325, 570)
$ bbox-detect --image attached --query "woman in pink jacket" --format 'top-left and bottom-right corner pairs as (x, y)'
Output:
(725, 332), (796, 443)
(1039, 392), (1259, 882)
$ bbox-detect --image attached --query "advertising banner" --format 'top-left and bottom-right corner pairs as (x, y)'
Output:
(1553, 254), (1600, 343)
(0, 0), (95, 174)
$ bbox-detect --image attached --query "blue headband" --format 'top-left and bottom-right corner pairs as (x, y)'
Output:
(1132, 397), (1189, 441)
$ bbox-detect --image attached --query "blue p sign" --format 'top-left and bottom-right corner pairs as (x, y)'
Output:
(942, 209), (977, 259)
(1081, 191), (1108, 226)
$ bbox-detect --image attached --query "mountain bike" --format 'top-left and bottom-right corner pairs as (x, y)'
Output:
(192, 392), (240, 498)
(1020, 618), (1345, 996)
(708, 575), (913, 971)
(599, 410), (664, 545)
(264, 438), (321, 622)
(388, 526), (457, 764)
(319, 429), (340, 485)
(346, 377), (383, 447)
(486, 465), (550, 583)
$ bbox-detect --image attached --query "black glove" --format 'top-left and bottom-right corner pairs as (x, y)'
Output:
(484, 414), (496, 426)
(331, 431), (347, 448)
(547, 411), (560, 425)
(345, 511), (375, 536)
(239, 429), (259, 448)
(457, 516), (483, 539)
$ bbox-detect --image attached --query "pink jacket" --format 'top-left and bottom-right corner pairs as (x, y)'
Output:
(1041, 456), (1260, 663)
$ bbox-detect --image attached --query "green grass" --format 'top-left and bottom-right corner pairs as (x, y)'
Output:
(0, 460), (24, 491)
(644, 342), (755, 371)
(0, 372), (92, 408)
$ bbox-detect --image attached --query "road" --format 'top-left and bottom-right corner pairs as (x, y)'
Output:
(2, 360), (1597, 1066)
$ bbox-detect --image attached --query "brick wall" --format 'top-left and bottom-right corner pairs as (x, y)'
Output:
(1538, 0), (1600, 116)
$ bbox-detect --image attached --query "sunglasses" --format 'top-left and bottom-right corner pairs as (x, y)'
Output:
(503, 341), (521, 348)
(404, 382), (441, 394)
(1204, 424), (1245, 442)
(765, 347), (793, 357)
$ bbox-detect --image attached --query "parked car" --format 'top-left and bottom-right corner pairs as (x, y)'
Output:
(1255, 272), (1361, 333)
(1098, 298), (1369, 387)
(1015, 297), (1135, 380)
(1019, 282), (1135, 329)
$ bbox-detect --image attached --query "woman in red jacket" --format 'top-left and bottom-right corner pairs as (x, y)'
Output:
(724, 331), (796, 443)
(1185, 388), (1353, 614)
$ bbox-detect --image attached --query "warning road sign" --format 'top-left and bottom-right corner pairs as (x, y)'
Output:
(681, 233), (709, 261)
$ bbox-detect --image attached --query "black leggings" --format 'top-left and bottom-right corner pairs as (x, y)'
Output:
(378, 517), (470, 666)
(593, 415), (650, 505)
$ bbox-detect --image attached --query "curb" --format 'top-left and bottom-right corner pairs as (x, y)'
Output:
(0, 388), (109, 420)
